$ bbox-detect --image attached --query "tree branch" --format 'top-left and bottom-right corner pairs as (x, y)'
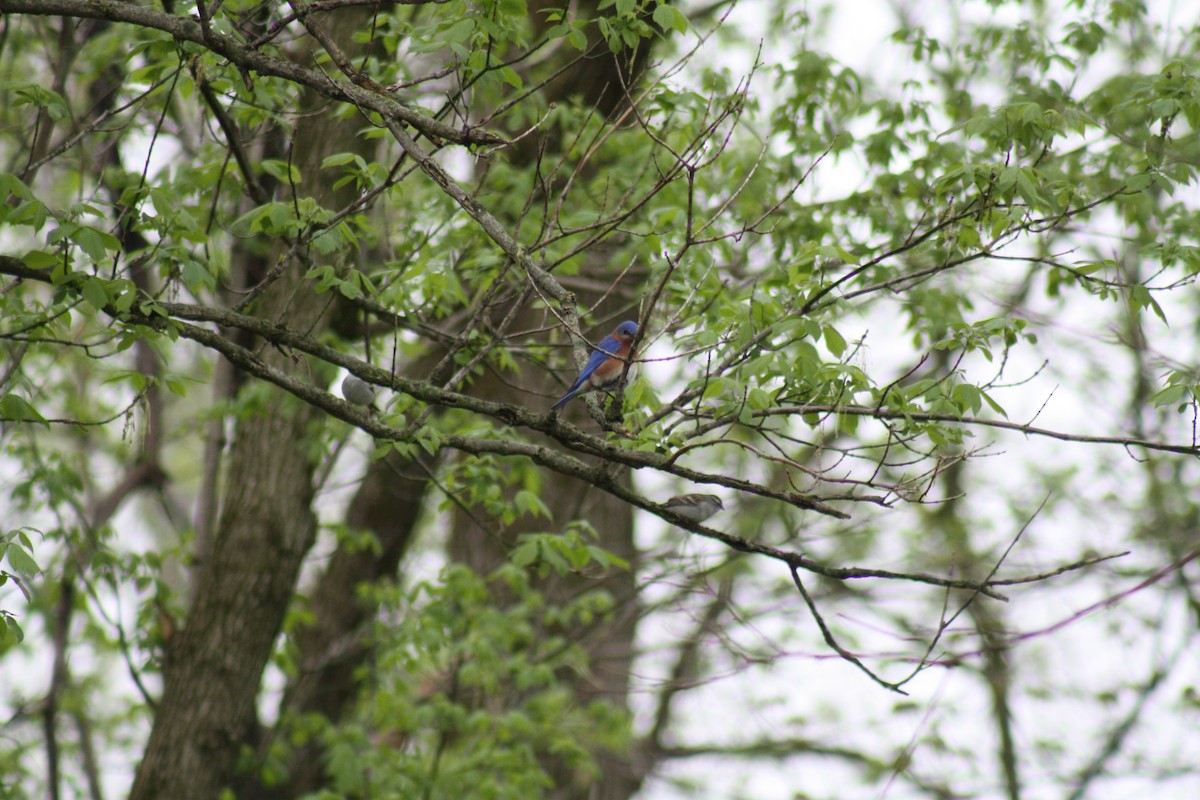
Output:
(717, 402), (1200, 458)
(0, 0), (501, 148)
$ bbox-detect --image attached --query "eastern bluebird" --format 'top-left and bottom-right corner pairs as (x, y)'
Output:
(551, 320), (638, 411)
(662, 493), (725, 522)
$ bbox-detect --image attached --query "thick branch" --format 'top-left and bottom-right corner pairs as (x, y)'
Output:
(108, 309), (1023, 600)
(0, 257), (841, 518)
(0, 0), (501, 147)
(0, 259), (1129, 600)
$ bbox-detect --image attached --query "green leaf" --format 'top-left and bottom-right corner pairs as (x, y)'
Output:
(442, 17), (475, 45)
(980, 389), (1008, 418)
(1126, 172), (1153, 192)
(260, 159), (301, 184)
(180, 260), (215, 293)
(1015, 169), (1043, 206)
(81, 277), (109, 311)
(6, 198), (49, 230)
(652, 4), (675, 32)
(5, 544), (39, 576)
(72, 226), (121, 262)
(747, 387), (771, 409)
(1147, 383), (1185, 407)
(9, 82), (69, 120)
(737, 403), (754, 425)
(321, 152), (360, 168)
(1, 614), (24, 644)
(510, 540), (540, 569)
(500, 66), (523, 89)
(515, 490), (551, 519)
(953, 383), (983, 414)
(0, 394), (47, 424)
(113, 285), (137, 312)
(668, 6), (687, 33)
(824, 325), (847, 357)
(22, 249), (59, 269)
(701, 377), (729, 401)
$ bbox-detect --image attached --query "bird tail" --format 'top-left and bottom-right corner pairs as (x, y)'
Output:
(550, 389), (577, 411)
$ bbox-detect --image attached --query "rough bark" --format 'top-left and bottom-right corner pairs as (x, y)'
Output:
(129, 7), (380, 798)
(130, 392), (322, 800)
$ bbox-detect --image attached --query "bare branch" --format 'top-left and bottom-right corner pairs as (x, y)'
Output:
(790, 565), (907, 695)
(1005, 547), (1200, 646)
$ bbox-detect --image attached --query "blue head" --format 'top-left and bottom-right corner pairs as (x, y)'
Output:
(612, 320), (638, 341)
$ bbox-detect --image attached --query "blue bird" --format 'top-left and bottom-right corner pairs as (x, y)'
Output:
(551, 321), (638, 411)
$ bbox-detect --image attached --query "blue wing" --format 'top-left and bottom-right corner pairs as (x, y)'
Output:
(551, 335), (620, 410)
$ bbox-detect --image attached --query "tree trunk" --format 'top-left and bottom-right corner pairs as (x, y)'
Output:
(130, 8), (380, 798)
